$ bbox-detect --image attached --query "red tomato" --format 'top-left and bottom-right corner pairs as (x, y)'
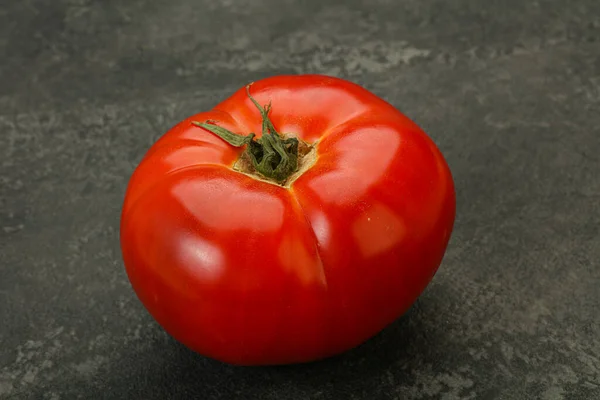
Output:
(120, 75), (455, 365)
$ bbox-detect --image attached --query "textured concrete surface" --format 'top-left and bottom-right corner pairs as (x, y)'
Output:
(1, 0), (600, 399)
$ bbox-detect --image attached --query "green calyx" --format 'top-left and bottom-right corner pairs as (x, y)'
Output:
(192, 85), (300, 185)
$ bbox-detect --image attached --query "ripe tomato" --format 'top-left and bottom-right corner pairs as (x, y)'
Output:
(120, 75), (455, 365)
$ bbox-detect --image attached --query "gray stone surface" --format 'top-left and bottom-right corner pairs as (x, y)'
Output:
(1, 0), (599, 398)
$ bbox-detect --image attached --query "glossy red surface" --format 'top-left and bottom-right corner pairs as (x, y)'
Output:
(120, 75), (456, 365)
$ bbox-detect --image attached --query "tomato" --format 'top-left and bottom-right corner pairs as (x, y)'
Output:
(120, 74), (455, 366)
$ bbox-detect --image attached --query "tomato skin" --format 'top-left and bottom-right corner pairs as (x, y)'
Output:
(120, 75), (455, 365)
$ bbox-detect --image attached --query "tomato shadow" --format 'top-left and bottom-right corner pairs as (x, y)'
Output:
(71, 299), (441, 399)
(259, 301), (436, 384)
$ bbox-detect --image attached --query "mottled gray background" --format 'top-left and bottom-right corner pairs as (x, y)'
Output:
(1, 0), (599, 399)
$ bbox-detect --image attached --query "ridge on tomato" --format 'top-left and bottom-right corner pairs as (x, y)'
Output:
(120, 74), (455, 366)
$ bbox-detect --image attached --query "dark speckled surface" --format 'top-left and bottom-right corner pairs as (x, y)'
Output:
(1, 0), (600, 399)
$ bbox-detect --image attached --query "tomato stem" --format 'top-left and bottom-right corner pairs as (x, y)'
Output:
(192, 84), (300, 185)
